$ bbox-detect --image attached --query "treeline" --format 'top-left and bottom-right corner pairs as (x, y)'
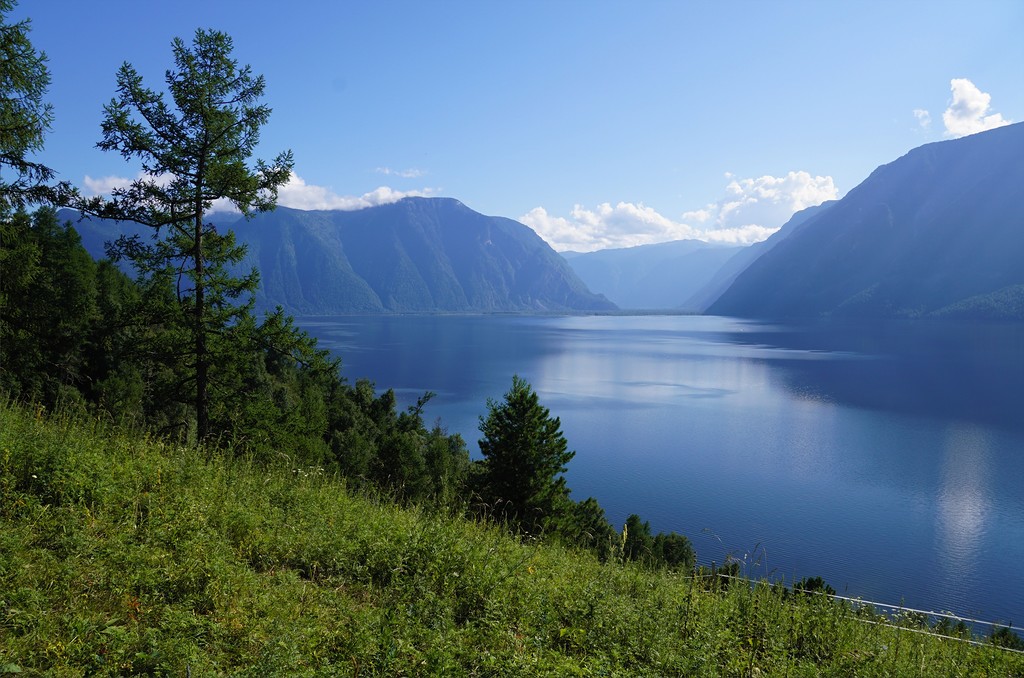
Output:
(0, 6), (692, 571)
(0, 208), (465, 503)
(0, 206), (694, 570)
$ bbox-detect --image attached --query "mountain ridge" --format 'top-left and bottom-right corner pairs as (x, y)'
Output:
(707, 122), (1024, 319)
(65, 197), (617, 314)
(563, 239), (744, 310)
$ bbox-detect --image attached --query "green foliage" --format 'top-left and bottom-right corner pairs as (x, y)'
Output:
(2, 402), (1022, 676)
(654, 531), (695, 571)
(475, 375), (575, 535)
(990, 625), (1024, 650)
(619, 514), (695, 572)
(0, 0), (70, 211)
(794, 575), (837, 597)
(0, 208), (140, 413)
(622, 513), (654, 563)
(1, 206), (475, 510)
(79, 28), (294, 440)
(558, 496), (617, 562)
(326, 383), (470, 508)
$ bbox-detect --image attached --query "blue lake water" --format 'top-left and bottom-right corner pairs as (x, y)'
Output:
(298, 314), (1024, 625)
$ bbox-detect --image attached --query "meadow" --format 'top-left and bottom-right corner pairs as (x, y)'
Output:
(2, 401), (1022, 676)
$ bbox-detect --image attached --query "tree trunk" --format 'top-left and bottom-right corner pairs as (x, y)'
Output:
(194, 186), (208, 441)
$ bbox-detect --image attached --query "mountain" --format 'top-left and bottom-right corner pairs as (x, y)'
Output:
(707, 122), (1024, 319)
(63, 197), (617, 314)
(683, 202), (834, 312)
(563, 239), (744, 310)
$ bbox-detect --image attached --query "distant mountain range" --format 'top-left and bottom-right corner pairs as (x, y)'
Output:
(562, 240), (744, 310)
(684, 202), (835, 312)
(708, 122), (1024, 320)
(64, 197), (616, 314)
(65, 123), (1024, 320)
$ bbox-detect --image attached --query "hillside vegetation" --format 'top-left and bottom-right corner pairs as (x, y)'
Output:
(2, 402), (1022, 676)
(4, 9), (1024, 675)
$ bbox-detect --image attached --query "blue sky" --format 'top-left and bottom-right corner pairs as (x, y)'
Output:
(17, 0), (1024, 251)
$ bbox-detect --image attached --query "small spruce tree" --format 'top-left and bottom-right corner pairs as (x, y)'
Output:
(477, 375), (575, 535)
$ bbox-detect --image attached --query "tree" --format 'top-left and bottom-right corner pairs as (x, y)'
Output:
(0, 208), (149, 420)
(0, 209), (97, 405)
(560, 497), (616, 561)
(793, 576), (835, 597)
(476, 375), (575, 534)
(654, 531), (695, 571)
(83, 28), (294, 440)
(0, 0), (67, 211)
(622, 514), (654, 563)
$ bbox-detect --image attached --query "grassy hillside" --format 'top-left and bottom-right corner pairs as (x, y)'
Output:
(2, 403), (1021, 676)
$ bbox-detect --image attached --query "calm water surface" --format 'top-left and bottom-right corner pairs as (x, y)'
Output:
(299, 314), (1024, 625)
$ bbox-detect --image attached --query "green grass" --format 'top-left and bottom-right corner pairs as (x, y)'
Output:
(1, 402), (1022, 676)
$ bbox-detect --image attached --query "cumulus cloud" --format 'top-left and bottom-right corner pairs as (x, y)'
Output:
(83, 172), (174, 195)
(277, 174), (436, 210)
(943, 78), (1011, 138)
(522, 171), (838, 252)
(82, 171), (436, 213)
(521, 202), (702, 252)
(83, 174), (133, 194)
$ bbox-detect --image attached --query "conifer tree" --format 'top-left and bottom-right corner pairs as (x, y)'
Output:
(83, 29), (294, 440)
(0, 0), (68, 211)
(477, 375), (575, 534)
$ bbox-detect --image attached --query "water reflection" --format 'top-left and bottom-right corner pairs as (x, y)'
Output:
(720, 319), (1024, 433)
(298, 313), (1024, 624)
(935, 423), (991, 612)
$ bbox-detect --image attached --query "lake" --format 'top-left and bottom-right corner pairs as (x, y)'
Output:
(298, 313), (1024, 626)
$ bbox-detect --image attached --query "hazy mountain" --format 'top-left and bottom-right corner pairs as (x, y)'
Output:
(563, 239), (744, 310)
(707, 122), (1024, 319)
(63, 197), (616, 314)
(684, 202), (835, 312)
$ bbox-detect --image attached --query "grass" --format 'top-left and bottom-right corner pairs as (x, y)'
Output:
(1, 401), (1022, 676)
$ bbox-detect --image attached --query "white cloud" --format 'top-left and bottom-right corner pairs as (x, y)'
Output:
(277, 174), (436, 210)
(83, 172), (174, 195)
(82, 171), (436, 213)
(943, 78), (1011, 138)
(913, 108), (931, 130)
(523, 171), (838, 252)
(375, 166), (426, 179)
(83, 174), (133, 194)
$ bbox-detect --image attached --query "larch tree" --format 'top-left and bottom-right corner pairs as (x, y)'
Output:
(0, 0), (68, 211)
(83, 28), (294, 441)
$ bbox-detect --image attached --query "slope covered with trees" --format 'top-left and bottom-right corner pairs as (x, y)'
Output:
(0, 13), (670, 576)
(2, 205), (692, 566)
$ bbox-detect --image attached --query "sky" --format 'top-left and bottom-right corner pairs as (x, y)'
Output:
(14, 0), (1024, 252)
